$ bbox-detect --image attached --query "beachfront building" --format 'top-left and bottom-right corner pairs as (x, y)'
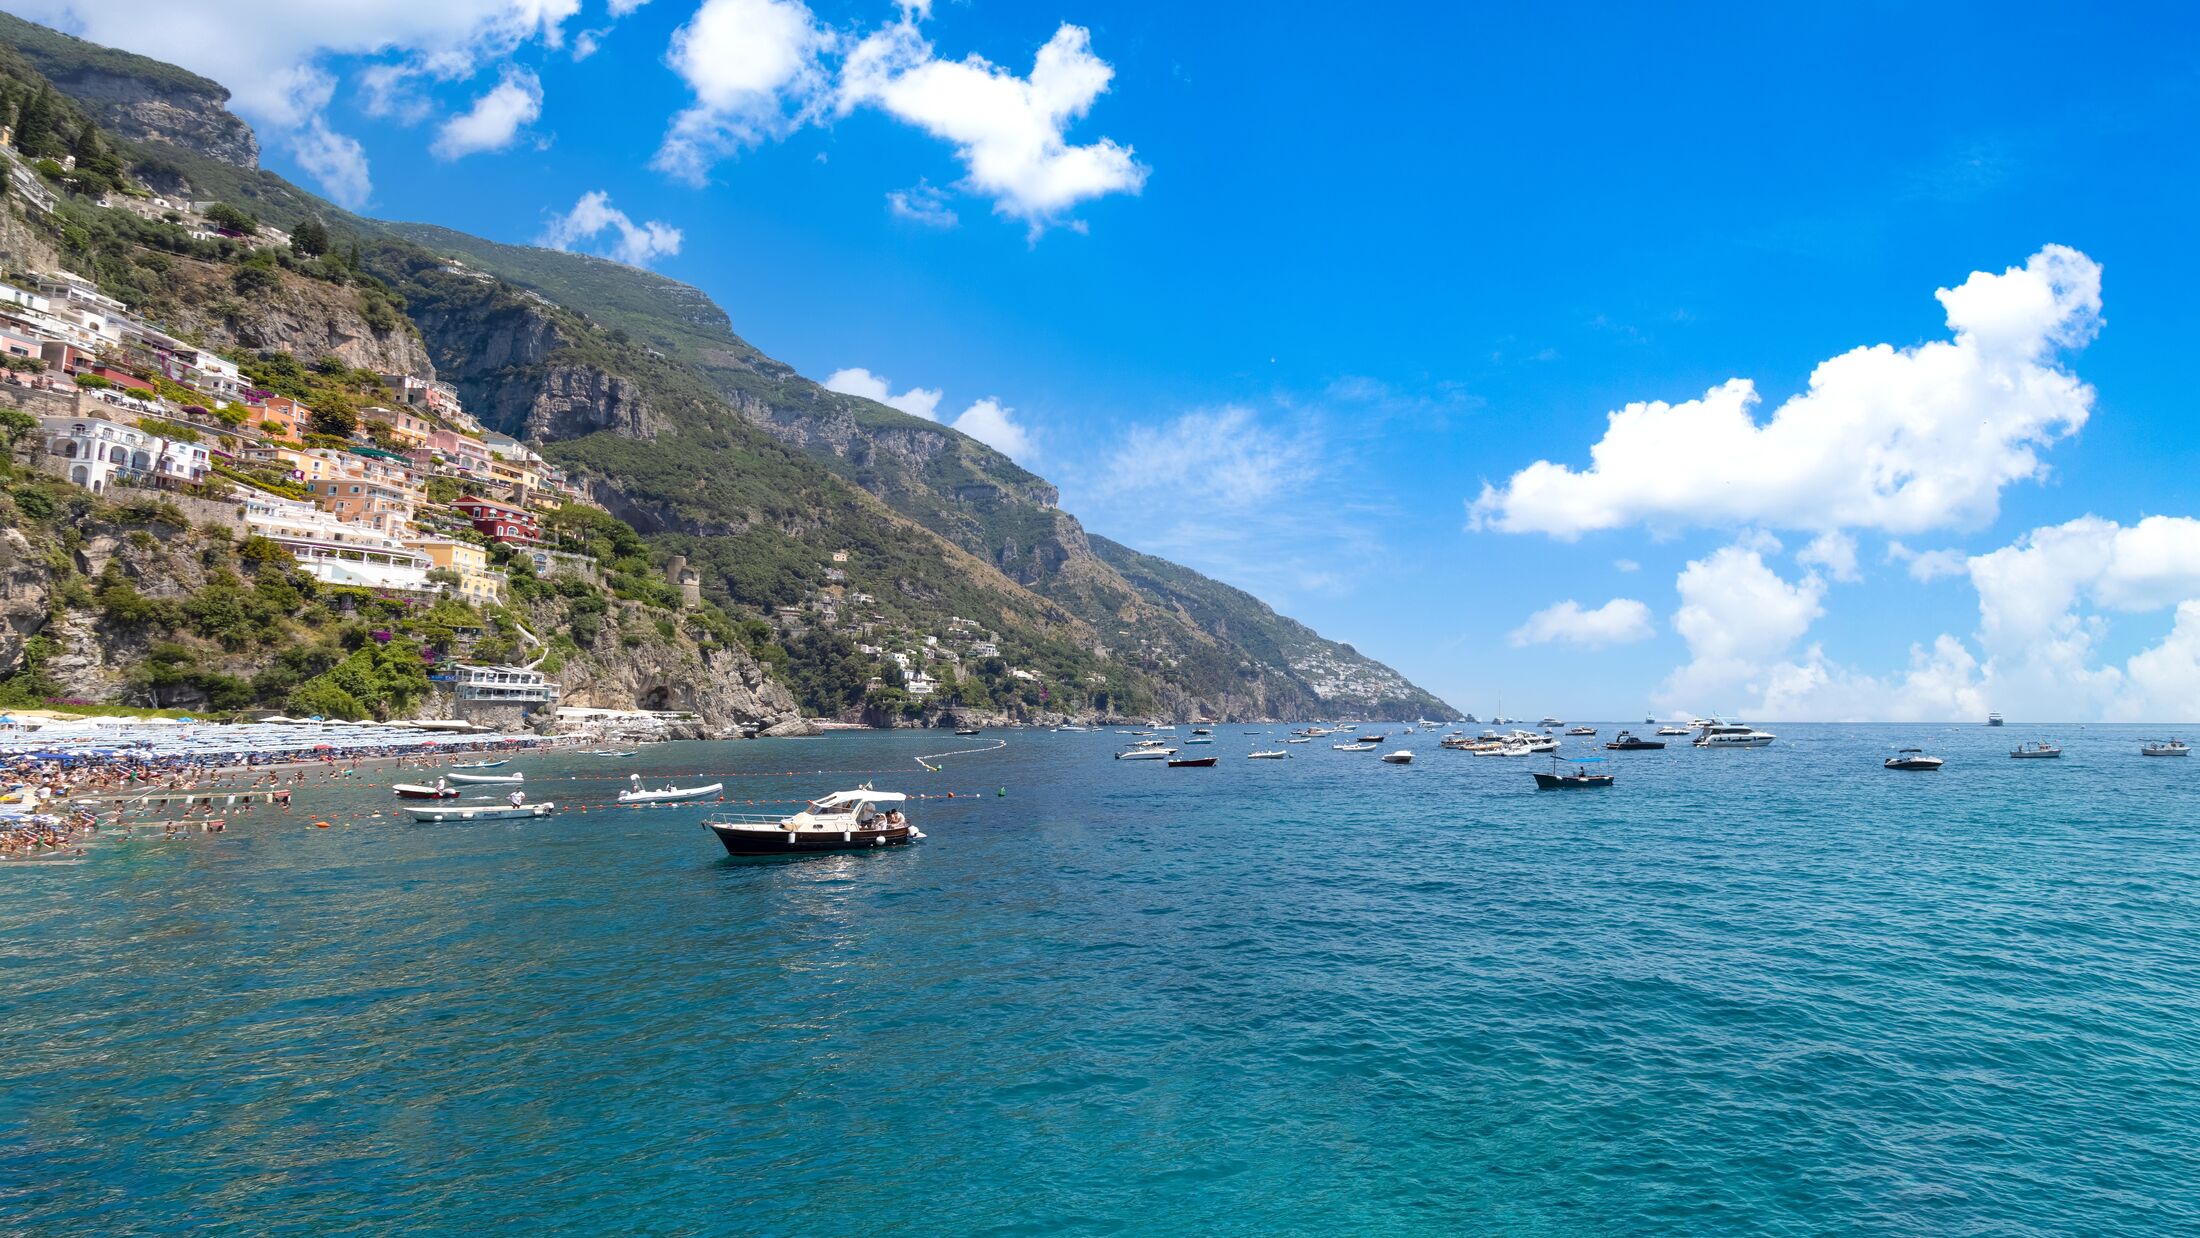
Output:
(403, 536), (504, 606)
(452, 664), (559, 705)
(38, 414), (211, 493)
(242, 496), (433, 592)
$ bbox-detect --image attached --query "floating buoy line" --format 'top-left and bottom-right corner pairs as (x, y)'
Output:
(914, 738), (1009, 772)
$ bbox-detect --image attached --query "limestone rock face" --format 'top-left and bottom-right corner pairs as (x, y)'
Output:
(162, 257), (436, 378)
(0, 528), (53, 676)
(35, 70), (259, 168)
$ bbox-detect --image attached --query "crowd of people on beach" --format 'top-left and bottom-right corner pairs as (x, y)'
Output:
(0, 731), (564, 861)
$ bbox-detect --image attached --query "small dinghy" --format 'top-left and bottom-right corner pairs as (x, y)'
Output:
(450, 759), (507, 770)
(1247, 750), (1291, 760)
(1885, 748), (1945, 770)
(592, 750), (640, 758)
(1167, 756), (1218, 767)
(1534, 756), (1613, 789)
(393, 782), (459, 799)
(448, 771), (524, 785)
(616, 778), (725, 804)
(409, 801), (555, 822)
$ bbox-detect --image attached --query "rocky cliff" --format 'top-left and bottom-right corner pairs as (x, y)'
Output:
(0, 12), (258, 168)
(162, 254), (435, 378)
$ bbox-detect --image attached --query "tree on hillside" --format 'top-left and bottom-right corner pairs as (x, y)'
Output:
(291, 217), (329, 257)
(306, 391), (357, 439)
(203, 202), (258, 235)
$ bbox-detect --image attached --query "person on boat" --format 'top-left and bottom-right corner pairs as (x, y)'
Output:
(508, 789), (527, 807)
(885, 809), (906, 826)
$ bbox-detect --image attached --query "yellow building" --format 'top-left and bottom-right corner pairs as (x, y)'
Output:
(403, 536), (504, 605)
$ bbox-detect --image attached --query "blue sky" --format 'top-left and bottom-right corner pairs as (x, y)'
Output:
(13, 1), (2200, 720)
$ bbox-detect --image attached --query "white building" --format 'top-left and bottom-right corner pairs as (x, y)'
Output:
(453, 664), (559, 704)
(242, 495), (433, 592)
(40, 414), (210, 493)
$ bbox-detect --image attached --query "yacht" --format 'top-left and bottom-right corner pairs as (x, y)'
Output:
(1538, 716), (1564, 727)
(1605, 731), (1664, 751)
(702, 788), (919, 855)
(1694, 721), (1776, 748)
(1116, 740), (1178, 760)
(1986, 712), (2005, 727)
(1565, 726), (1596, 736)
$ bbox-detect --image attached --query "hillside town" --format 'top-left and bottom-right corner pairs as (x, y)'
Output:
(0, 249), (1052, 727)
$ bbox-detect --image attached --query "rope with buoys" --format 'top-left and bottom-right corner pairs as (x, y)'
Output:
(914, 738), (1008, 772)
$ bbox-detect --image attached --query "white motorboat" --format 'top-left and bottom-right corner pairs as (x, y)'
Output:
(393, 782), (459, 799)
(2142, 739), (2190, 757)
(1285, 737), (1311, 744)
(448, 771), (525, 784)
(450, 759), (507, 769)
(617, 778), (726, 804)
(1333, 742), (1379, 752)
(1116, 742), (1178, 760)
(1655, 725), (1693, 736)
(1885, 748), (1945, 771)
(1380, 750), (1413, 764)
(702, 788), (919, 855)
(1694, 722), (1776, 748)
(1539, 717), (1563, 727)
(408, 800), (555, 822)
(1247, 750), (1291, 760)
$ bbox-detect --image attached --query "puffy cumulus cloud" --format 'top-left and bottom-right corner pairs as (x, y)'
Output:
(652, 0), (833, 183)
(841, 19), (1147, 231)
(820, 368), (1030, 460)
(1964, 515), (2200, 720)
(823, 367), (943, 420)
(432, 67), (543, 158)
(1472, 246), (2102, 538)
(8, 0), (605, 202)
(537, 191), (682, 267)
(1099, 406), (1322, 510)
(949, 397), (1034, 462)
(1659, 545), (1827, 707)
(1797, 531), (1860, 582)
(1508, 599), (1654, 649)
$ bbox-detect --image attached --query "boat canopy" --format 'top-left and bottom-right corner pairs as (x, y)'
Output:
(812, 789), (908, 808)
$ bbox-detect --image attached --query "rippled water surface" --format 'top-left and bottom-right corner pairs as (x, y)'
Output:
(5, 724), (2199, 1234)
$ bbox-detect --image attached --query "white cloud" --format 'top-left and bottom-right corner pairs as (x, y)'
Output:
(1613, 558), (1640, 573)
(537, 191), (683, 266)
(1509, 599), (1654, 649)
(6, 0), (600, 201)
(1472, 246), (2102, 538)
(287, 118), (372, 208)
(887, 180), (958, 228)
(1887, 541), (1969, 582)
(949, 397), (1033, 461)
(432, 67), (543, 158)
(841, 19), (1147, 230)
(609, 0), (652, 14)
(1798, 530), (1860, 582)
(1659, 544), (1827, 708)
(651, 0), (833, 183)
(1098, 406), (1321, 510)
(823, 367), (943, 420)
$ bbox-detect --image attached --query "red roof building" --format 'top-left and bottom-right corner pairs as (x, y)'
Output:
(451, 495), (540, 545)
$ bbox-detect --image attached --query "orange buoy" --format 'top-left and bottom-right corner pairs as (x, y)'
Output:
(313, 820), (331, 829)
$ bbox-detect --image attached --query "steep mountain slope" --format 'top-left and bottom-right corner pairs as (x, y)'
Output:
(2, 15), (1456, 722)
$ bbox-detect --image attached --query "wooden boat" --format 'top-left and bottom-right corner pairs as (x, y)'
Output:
(616, 781), (725, 804)
(1166, 756), (1218, 767)
(1885, 749), (1945, 770)
(1604, 731), (1665, 750)
(2142, 739), (2190, 757)
(702, 788), (919, 856)
(448, 771), (524, 785)
(2010, 741), (2062, 759)
(1247, 750), (1290, 760)
(1534, 757), (1613, 789)
(393, 782), (459, 799)
(408, 801), (555, 822)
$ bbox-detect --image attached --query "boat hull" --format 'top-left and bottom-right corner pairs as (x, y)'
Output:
(705, 822), (918, 856)
(1167, 757), (1217, 767)
(409, 803), (555, 822)
(1534, 773), (1612, 789)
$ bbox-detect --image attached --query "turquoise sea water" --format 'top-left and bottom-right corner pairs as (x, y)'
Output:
(4, 724), (2199, 1234)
